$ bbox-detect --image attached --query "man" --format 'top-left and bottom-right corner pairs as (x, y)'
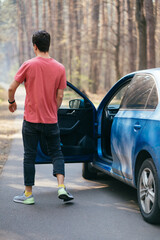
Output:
(8, 30), (74, 204)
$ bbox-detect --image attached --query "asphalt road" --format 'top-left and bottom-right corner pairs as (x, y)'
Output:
(0, 86), (160, 240)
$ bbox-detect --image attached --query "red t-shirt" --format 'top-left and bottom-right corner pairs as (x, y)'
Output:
(15, 56), (66, 123)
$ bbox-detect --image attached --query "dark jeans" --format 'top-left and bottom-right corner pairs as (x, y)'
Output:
(22, 120), (64, 186)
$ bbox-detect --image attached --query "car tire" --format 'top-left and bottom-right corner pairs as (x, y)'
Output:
(137, 158), (160, 224)
(82, 162), (97, 180)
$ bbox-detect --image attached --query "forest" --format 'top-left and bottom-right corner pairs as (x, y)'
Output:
(0, 0), (159, 98)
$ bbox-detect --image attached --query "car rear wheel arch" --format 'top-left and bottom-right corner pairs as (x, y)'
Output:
(135, 150), (152, 187)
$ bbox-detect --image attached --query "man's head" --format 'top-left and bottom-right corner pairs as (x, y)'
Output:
(32, 30), (50, 53)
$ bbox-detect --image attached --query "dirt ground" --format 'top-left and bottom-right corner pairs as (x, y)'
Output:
(0, 87), (19, 174)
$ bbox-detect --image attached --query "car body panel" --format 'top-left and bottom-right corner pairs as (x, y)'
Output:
(111, 110), (153, 180)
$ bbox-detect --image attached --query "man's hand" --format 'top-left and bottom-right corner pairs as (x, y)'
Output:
(8, 80), (20, 113)
(8, 102), (17, 113)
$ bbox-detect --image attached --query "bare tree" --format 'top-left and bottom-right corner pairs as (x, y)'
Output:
(25, 0), (33, 59)
(47, 0), (54, 57)
(35, 0), (39, 30)
(89, 0), (100, 93)
(136, 0), (147, 70)
(102, 0), (111, 90)
(144, 0), (156, 68)
(43, 0), (46, 30)
(127, 0), (136, 72)
(73, 0), (82, 88)
(68, 0), (74, 82)
(115, 0), (121, 80)
(17, 0), (25, 65)
(55, 0), (65, 64)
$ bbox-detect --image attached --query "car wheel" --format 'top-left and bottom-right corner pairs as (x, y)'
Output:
(82, 162), (97, 180)
(137, 158), (160, 224)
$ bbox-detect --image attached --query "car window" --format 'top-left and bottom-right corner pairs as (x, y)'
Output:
(108, 83), (129, 109)
(60, 86), (84, 109)
(120, 74), (157, 110)
(145, 84), (158, 109)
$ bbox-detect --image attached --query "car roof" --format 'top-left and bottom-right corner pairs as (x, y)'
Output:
(125, 68), (160, 78)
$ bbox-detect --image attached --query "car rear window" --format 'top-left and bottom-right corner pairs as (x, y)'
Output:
(145, 84), (158, 109)
(120, 74), (158, 110)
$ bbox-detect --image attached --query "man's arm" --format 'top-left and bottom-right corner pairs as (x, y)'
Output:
(56, 89), (64, 109)
(8, 80), (20, 113)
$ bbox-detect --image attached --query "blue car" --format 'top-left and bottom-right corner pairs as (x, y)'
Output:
(36, 68), (160, 224)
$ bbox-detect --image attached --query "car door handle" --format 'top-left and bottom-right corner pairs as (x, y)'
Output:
(67, 110), (76, 115)
(134, 123), (141, 131)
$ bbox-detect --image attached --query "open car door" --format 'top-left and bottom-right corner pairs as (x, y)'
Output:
(35, 82), (96, 164)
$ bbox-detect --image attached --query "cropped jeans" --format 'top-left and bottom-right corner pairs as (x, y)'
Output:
(22, 120), (64, 186)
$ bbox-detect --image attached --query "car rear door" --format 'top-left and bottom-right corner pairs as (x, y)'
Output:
(111, 73), (158, 180)
(37, 82), (96, 164)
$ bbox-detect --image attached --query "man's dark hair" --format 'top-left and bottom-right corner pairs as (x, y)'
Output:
(32, 30), (50, 52)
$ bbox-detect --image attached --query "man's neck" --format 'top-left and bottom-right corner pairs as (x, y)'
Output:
(36, 51), (50, 58)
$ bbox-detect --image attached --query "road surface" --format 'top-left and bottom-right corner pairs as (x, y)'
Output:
(0, 86), (160, 240)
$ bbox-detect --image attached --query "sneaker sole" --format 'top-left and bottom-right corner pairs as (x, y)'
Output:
(13, 198), (35, 205)
(58, 194), (74, 202)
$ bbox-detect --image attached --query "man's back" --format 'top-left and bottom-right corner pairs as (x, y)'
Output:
(15, 56), (66, 123)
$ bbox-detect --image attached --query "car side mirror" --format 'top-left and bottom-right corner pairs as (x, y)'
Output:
(69, 99), (85, 109)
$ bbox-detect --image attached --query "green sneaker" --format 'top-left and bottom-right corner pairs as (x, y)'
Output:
(13, 192), (35, 205)
(58, 187), (74, 202)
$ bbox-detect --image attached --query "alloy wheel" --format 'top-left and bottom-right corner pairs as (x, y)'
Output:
(139, 168), (155, 214)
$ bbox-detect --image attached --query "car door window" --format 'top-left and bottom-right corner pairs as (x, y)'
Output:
(120, 74), (157, 110)
(60, 86), (84, 109)
(57, 84), (95, 158)
(108, 84), (129, 109)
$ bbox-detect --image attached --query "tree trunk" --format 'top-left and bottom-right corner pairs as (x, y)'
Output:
(136, 0), (147, 70)
(102, 0), (111, 90)
(68, 0), (74, 83)
(26, 0), (32, 59)
(127, 0), (136, 72)
(56, 0), (64, 63)
(73, 0), (81, 89)
(115, 0), (121, 80)
(35, 0), (39, 30)
(47, 0), (54, 57)
(43, 0), (46, 30)
(144, 0), (156, 68)
(16, 0), (25, 65)
(89, 0), (100, 93)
